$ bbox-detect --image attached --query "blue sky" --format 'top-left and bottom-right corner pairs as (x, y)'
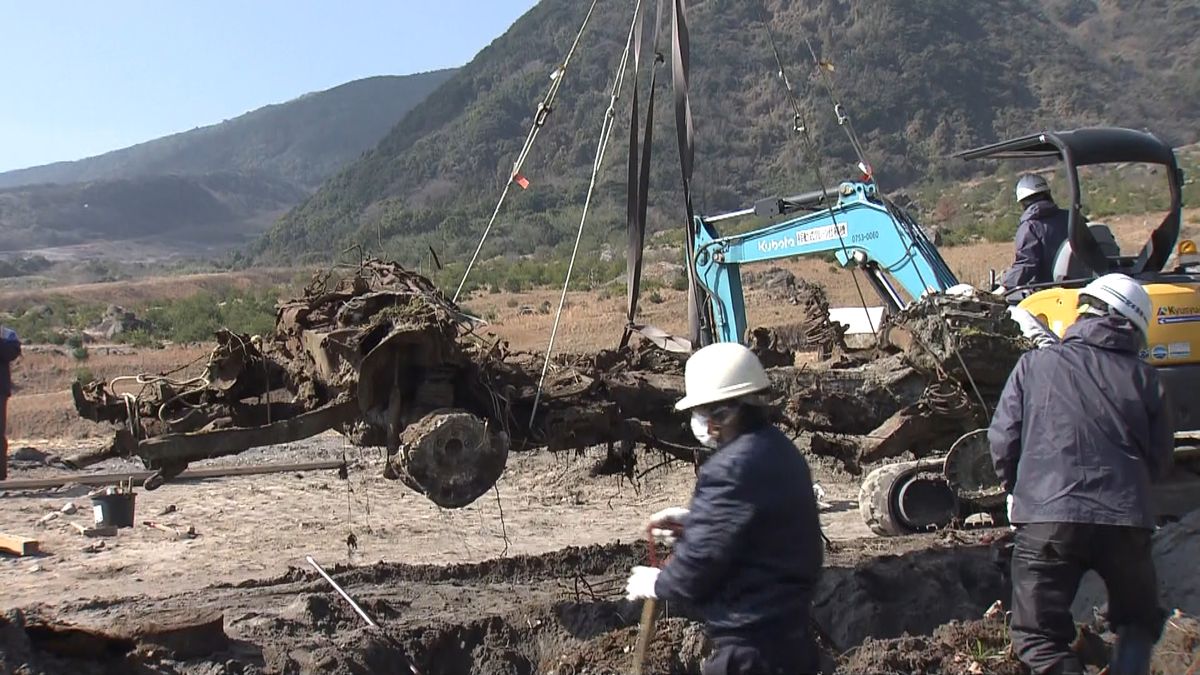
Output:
(0, 1), (540, 173)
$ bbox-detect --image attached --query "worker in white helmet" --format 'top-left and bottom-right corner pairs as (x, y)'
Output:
(995, 174), (1070, 295)
(989, 273), (1173, 675)
(625, 342), (825, 675)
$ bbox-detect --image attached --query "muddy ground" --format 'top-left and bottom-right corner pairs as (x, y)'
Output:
(1, 436), (1196, 674)
(0, 533), (1014, 675)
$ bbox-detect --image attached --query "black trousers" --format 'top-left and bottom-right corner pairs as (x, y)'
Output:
(0, 396), (7, 481)
(1010, 522), (1165, 675)
(701, 631), (819, 675)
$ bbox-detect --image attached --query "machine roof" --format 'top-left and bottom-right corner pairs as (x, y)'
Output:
(954, 127), (1177, 167)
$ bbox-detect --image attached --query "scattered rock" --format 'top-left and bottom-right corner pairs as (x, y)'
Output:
(9, 447), (50, 464)
(157, 504), (177, 516)
(36, 512), (60, 527)
(86, 304), (149, 340)
(60, 503), (77, 515)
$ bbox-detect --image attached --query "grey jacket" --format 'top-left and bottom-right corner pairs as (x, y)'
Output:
(1001, 198), (1069, 289)
(988, 315), (1174, 529)
(655, 421), (823, 639)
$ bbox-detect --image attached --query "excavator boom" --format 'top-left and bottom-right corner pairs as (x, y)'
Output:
(692, 181), (958, 343)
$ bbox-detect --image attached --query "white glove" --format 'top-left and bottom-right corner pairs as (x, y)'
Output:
(813, 483), (831, 511)
(645, 507), (688, 545)
(1006, 494), (1016, 531)
(626, 566), (660, 601)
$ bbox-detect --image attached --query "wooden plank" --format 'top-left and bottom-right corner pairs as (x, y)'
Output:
(0, 533), (39, 556)
(69, 523), (118, 538)
(0, 459), (346, 492)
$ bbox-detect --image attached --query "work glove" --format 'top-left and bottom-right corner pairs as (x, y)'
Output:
(645, 507), (688, 545)
(813, 482), (831, 511)
(1006, 494), (1016, 531)
(625, 566), (660, 601)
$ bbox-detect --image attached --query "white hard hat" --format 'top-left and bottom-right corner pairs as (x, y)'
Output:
(675, 342), (770, 411)
(1015, 174), (1051, 202)
(1078, 273), (1152, 337)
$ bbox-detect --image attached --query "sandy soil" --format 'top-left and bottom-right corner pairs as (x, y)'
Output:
(0, 432), (876, 612)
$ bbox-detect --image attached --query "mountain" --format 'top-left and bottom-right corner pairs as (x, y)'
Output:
(260, 0), (1199, 266)
(0, 70), (455, 258)
(0, 173), (306, 254)
(0, 71), (456, 190)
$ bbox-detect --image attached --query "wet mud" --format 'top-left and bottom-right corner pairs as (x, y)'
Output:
(0, 535), (1015, 674)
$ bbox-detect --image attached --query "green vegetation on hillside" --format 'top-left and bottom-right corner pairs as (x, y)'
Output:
(1, 286), (284, 347)
(260, 0), (1198, 266)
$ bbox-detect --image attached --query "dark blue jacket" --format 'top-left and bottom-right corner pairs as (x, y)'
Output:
(0, 328), (19, 399)
(654, 422), (823, 639)
(988, 315), (1174, 529)
(1001, 198), (1069, 289)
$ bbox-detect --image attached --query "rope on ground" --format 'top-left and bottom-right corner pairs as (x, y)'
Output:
(492, 484), (510, 557)
(453, 0), (602, 303)
(528, 0), (647, 428)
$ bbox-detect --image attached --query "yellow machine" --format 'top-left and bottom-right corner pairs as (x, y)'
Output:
(850, 127), (1200, 537)
(957, 127), (1200, 521)
(1021, 281), (1200, 367)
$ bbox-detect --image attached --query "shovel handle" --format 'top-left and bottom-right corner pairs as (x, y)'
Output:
(633, 597), (657, 675)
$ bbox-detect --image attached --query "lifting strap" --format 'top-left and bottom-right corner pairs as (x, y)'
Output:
(671, 0), (711, 348)
(621, 0), (665, 349)
(618, 0), (695, 354)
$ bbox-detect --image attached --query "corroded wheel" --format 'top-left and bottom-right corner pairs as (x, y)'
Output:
(859, 459), (957, 537)
(390, 409), (509, 509)
(943, 428), (1006, 509)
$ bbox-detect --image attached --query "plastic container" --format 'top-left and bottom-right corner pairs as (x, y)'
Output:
(91, 492), (136, 528)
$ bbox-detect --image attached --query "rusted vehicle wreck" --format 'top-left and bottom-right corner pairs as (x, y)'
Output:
(70, 258), (1029, 530)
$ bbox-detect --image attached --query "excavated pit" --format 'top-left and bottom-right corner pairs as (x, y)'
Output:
(0, 537), (1015, 675)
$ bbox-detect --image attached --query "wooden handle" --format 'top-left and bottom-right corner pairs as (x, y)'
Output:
(632, 597), (657, 675)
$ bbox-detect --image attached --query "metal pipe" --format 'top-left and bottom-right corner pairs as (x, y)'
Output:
(0, 460), (347, 492)
(306, 556), (423, 675)
(306, 555), (377, 627)
(704, 206), (756, 223)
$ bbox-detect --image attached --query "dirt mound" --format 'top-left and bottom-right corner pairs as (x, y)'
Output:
(840, 617), (1024, 675)
(1074, 509), (1200, 621)
(0, 539), (1014, 675)
(814, 543), (1010, 650)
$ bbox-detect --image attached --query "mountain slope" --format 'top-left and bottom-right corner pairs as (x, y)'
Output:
(0, 172), (306, 253)
(0, 70), (456, 257)
(261, 0), (1198, 265)
(0, 70), (457, 191)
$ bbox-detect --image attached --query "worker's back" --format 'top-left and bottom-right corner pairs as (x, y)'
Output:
(999, 315), (1173, 528)
(1002, 198), (1069, 288)
(679, 421), (824, 636)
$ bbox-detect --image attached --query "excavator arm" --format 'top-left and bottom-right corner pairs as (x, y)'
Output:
(692, 181), (959, 343)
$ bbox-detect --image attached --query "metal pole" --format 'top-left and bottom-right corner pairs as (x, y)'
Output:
(306, 556), (424, 675)
(306, 555), (377, 628)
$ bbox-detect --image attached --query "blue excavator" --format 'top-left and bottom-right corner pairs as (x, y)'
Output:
(682, 126), (1200, 536)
